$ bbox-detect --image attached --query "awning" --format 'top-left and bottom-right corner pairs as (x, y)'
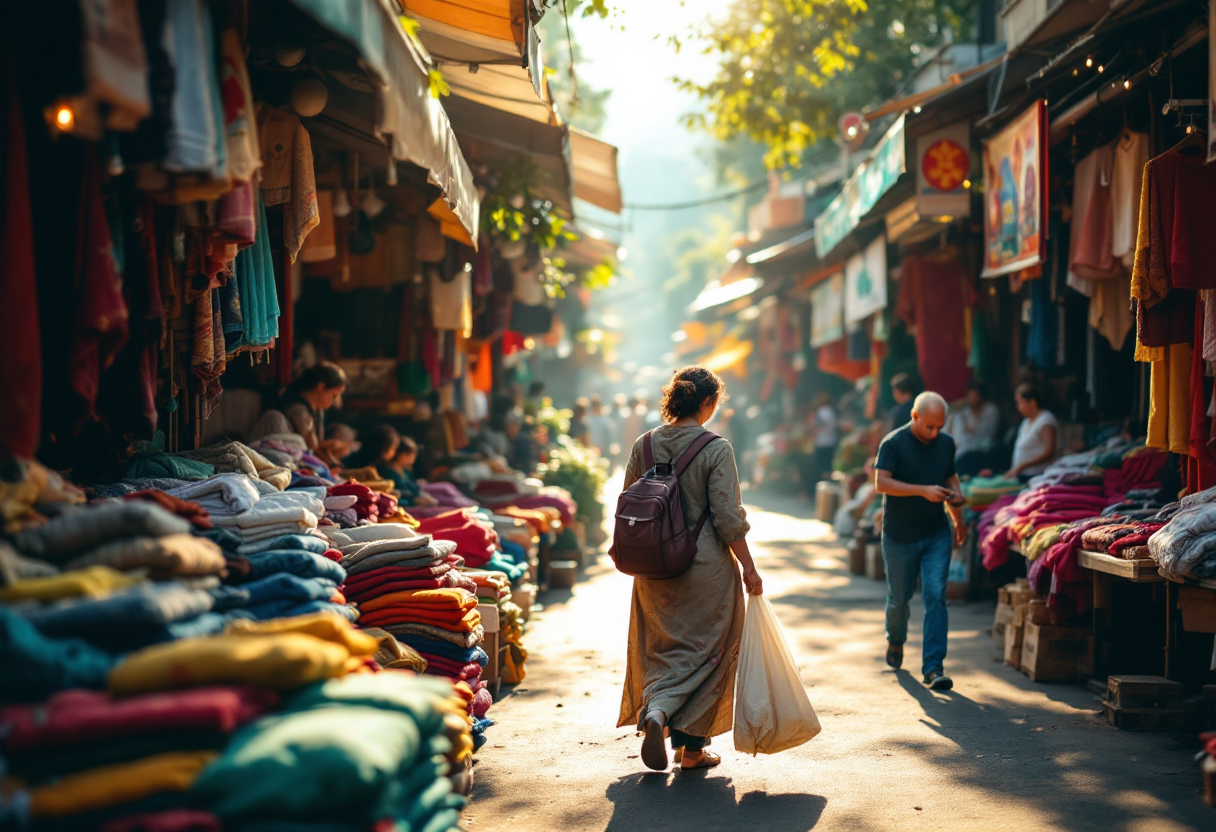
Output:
(814, 114), (906, 258)
(443, 94), (572, 212)
(401, 0), (543, 93)
(442, 61), (559, 124)
(690, 276), (763, 313)
(863, 55), (1005, 122)
(569, 128), (623, 214)
(563, 225), (619, 269)
(287, 0), (480, 239)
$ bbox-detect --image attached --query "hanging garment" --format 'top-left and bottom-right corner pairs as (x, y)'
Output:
(0, 60), (41, 458)
(1133, 145), (1216, 307)
(1067, 148), (1103, 297)
(256, 104), (319, 262)
(1071, 143), (1121, 281)
(1026, 274), (1056, 369)
(234, 193), (280, 350)
(80, 0), (151, 132)
(162, 0), (219, 174)
(1089, 273), (1133, 351)
(217, 27), (259, 184)
(71, 148), (130, 415)
(1147, 341), (1191, 455)
(895, 252), (975, 402)
(430, 264), (472, 336)
(1111, 130), (1149, 268)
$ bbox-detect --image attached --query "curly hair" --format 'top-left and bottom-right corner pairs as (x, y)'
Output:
(660, 366), (728, 423)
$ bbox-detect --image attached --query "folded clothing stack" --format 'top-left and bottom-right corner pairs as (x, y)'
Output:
(162, 473), (262, 519)
(189, 673), (470, 829)
(328, 481), (399, 523)
(415, 510), (499, 568)
(0, 615), (392, 832)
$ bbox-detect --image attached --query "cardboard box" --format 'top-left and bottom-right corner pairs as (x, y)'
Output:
(1004, 622), (1024, 668)
(993, 603), (1015, 650)
(1178, 586), (1216, 633)
(1021, 623), (1092, 682)
(1026, 599), (1051, 626)
(1008, 589), (1036, 607)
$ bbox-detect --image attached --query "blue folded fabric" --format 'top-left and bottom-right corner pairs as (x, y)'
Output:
(21, 585), (215, 651)
(394, 635), (487, 667)
(270, 601), (358, 622)
(238, 534), (329, 556)
(0, 608), (113, 703)
(200, 526), (244, 552)
(239, 550), (346, 585)
(242, 575), (340, 620)
(166, 611), (254, 640)
(210, 585), (252, 611)
(499, 539), (528, 566)
(483, 552), (526, 582)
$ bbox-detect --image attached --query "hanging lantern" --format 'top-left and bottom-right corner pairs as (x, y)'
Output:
(290, 77), (328, 117)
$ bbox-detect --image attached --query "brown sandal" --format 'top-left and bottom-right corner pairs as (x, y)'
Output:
(640, 711), (668, 771)
(680, 750), (721, 770)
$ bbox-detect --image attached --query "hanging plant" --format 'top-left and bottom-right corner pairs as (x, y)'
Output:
(481, 160), (577, 250)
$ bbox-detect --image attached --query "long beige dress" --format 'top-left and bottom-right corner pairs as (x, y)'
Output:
(616, 424), (750, 740)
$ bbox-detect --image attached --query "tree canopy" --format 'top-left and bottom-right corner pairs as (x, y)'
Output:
(675, 0), (978, 168)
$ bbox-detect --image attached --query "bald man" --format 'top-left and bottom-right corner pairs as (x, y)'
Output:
(874, 391), (966, 690)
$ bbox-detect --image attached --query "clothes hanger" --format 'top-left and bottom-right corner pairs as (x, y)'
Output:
(1168, 115), (1206, 155)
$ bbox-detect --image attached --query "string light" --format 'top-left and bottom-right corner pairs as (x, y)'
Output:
(1072, 68), (1079, 77)
(1085, 57), (1093, 68)
(1123, 79), (1131, 90)
(963, 179), (972, 189)
(1097, 64), (1105, 73)
(54, 106), (74, 130)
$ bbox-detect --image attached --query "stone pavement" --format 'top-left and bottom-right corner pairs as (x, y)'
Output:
(466, 492), (1212, 831)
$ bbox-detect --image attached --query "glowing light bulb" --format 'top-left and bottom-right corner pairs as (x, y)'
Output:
(1097, 65), (1104, 74)
(1085, 57), (1093, 68)
(963, 179), (972, 189)
(55, 106), (74, 130)
(1123, 79), (1131, 90)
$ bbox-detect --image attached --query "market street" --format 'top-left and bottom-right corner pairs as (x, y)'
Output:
(469, 491), (1211, 832)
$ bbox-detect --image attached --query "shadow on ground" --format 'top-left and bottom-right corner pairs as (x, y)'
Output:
(603, 774), (827, 832)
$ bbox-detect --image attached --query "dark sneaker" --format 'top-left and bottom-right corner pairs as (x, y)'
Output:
(923, 670), (954, 690)
(886, 643), (904, 669)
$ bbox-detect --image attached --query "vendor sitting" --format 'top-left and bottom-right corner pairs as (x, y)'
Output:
(250, 362), (347, 456)
(1006, 383), (1059, 481)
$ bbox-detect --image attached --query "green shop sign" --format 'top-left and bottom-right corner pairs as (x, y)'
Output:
(815, 115), (906, 258)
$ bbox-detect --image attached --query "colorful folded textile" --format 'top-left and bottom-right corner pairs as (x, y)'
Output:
(64, 534), (226, 578)
(28, 751), (218, 820)
(21, 584), (217, 652)
(1, 687), (278, 754)
(0, 607), (113, 703)
(14, 503), (192, 561)
(0, 566), (142, 604)
(121, 491), (213, 529)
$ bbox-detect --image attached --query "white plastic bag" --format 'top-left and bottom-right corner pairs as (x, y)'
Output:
(733, 595), (821, 754)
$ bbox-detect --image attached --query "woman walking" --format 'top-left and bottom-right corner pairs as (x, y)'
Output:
(617, 366), (764, 772)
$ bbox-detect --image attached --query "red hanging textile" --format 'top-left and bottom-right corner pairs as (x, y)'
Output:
(0, 59), (40, 457)
(70, 146), (129, 416)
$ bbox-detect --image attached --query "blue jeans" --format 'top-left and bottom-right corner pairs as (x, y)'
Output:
(883, 527), (952, 675)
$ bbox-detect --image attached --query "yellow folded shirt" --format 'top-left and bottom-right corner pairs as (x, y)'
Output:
(0, 566), (142, 603)
(109, 632), (358, 695)
(224, 612), (379, 656)
(29, 751), (217, 818)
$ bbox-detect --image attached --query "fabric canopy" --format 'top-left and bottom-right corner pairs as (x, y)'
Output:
(569, 128), (622, 214)
(443, 94), (572, 212)
(403, 0), (541, 95)
(288, 0), (480, 239)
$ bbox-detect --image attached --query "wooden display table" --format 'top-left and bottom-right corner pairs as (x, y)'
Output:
(1078, 551), (1165, 583)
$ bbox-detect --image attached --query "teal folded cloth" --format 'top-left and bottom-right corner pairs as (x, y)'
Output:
(192, 674), (465, 825)
(0, 608), (112, 703)
(125, 452), (216, 481)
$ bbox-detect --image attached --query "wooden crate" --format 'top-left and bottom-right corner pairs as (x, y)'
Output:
(993, 603), (1015, 650)
(1021, 623), (1092, 682)
(1026, 599), (1051, 625)
(1106, 676), (1185, 709)
(1004, 621), (1024, 668)
(1102, 702), (1194, 732)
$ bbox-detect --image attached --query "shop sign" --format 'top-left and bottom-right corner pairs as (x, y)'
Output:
(844, 234), (887, 325)
(809, 272), (845, 347)
(917, 122), (971, 217)
(815, 115), (906, 258)
(981, 99), (1047, 278)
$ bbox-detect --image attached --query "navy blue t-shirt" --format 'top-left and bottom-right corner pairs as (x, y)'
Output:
(875, 424), (956, 542)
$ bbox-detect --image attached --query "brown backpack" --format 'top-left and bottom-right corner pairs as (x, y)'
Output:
(609, 429), (721, 580)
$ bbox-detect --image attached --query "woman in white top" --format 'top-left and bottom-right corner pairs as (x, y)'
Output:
(1006, 383), (1059, 480)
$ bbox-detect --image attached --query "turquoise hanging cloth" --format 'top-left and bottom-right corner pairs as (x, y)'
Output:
(236, 193), (281, 349)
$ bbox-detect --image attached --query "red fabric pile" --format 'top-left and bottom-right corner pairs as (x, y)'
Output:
(327, 482), (398, 523)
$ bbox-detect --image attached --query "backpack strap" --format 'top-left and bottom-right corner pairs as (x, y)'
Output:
(642, 429), (656, 471)
(672, 431), (721, 477)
